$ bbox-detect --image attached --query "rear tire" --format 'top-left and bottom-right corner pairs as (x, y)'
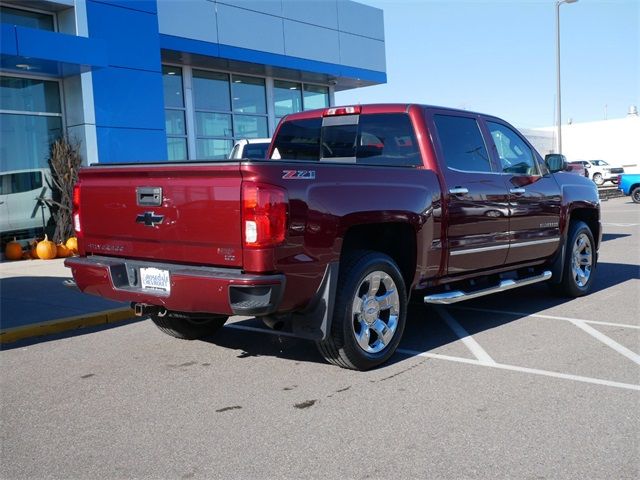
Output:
(550, 221), (596, 297)
(631, 186), (640, 204)
(316, 251), (407, 371)
(150, 311), (228, 340)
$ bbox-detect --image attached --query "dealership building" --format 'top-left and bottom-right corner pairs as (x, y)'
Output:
(0, 0), (386, 238)
(1, 0), (386, 167)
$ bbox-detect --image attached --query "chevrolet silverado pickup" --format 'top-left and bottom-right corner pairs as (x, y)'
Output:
(66, 104), (601, 370)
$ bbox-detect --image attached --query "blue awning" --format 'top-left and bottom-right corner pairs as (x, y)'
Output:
(1, 24), (108, 77)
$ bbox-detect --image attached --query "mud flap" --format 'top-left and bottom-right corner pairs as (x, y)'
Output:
(290, 262), (339, 341)
(548, 242), (565, 285)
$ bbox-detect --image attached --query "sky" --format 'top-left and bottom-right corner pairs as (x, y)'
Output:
(336, 0), (640, 129)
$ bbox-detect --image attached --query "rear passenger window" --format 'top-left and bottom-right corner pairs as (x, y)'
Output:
(433, 114), (492, 173)
(271, 118), (321, 160)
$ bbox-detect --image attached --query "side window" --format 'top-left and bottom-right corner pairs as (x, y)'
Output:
(433, 115), (492, 173)
(487, 122), (538, 175)
(271, 118), (321, 160)
(356, 114), (421, 167)
(0, 171), (43, 194)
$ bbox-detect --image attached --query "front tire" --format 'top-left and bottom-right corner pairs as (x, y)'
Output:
(631, 186), (640, 204)
(316, 251), (407, 370)
(592, 173), (604, 185)
(551, 221), (596, 297)
(150, 311), (228, 340)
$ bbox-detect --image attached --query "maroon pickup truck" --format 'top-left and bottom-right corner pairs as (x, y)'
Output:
(66, 104), (601, 370)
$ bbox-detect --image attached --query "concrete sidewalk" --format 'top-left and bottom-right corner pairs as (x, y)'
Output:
(0, 258), (134, 344)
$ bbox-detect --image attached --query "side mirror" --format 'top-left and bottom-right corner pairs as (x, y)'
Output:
(545, 154), (567, 173)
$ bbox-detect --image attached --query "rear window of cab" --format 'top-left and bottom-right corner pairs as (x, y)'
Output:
(271, 113), (422, 167)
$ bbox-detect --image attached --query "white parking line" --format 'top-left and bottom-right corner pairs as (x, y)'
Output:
(396, 349), (640, 392)
(434, 306), (496, 365)
(602, 222), (639, 227)
(567, 319), (640, 365)
(222, 322), (640, 391)
(452, 306), (640, 330)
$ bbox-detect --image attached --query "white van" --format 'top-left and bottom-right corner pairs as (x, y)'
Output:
(0, 168), (52, 240)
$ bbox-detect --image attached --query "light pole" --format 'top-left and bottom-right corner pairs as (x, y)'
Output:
(555, 0), (578, 155)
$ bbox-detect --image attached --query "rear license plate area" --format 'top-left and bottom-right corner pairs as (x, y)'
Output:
(140, 267), (170, 293)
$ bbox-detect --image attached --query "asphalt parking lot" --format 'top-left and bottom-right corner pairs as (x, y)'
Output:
(1, 197), (638, 480)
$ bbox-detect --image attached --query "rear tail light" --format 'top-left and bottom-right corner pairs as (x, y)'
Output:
(323, 105), (361, 116)
(72, 183), (81, 235)
(242, 182), (288, 248)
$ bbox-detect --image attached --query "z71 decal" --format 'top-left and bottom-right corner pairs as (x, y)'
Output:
(282, 170), (316, 180)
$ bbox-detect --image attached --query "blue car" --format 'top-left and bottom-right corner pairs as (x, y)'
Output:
(618, 173), (640, 203)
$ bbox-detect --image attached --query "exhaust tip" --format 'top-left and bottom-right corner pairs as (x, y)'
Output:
(262, 316), (285, 330)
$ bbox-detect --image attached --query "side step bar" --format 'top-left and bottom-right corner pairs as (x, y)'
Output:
(424, 271), (552, 305)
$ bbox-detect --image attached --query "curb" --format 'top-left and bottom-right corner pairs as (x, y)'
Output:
(0, 307), (136, 344)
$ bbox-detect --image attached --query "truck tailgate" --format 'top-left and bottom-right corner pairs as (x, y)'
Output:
(78, 163), (243, 267)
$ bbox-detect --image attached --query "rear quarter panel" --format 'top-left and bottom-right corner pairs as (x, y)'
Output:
(241, 162), (441, 311)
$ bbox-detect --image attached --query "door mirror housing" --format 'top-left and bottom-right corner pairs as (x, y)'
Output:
(545, 154), (567, 173)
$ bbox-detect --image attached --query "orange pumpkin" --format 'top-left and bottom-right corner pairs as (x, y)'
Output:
(36, 235), (57, 260)
(56, 243), (71, 258)
(4, 238), (23, 261)
(65, 236), (78, 254)
(30, 241), (39, 259)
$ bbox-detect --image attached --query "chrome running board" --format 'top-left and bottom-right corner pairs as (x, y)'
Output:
(424, 270), (552, 305)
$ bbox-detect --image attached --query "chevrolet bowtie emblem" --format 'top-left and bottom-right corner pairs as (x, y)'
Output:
(136, 211), (164, 227)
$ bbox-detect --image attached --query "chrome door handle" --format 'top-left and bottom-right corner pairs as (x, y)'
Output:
(510, 188), (526, 195)
(449, 187), (469, 195)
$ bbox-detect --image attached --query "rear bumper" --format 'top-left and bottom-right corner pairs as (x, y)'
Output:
(65, 256), (285, 316)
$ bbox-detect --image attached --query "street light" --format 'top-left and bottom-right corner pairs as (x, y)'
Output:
(555, 0), (578, 155)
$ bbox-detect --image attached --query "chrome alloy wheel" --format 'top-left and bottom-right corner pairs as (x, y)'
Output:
(571, 233), (593, 288)
(351, 271), (400, 354)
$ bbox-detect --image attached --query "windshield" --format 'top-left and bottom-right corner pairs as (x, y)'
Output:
(591, 160), (608, 166)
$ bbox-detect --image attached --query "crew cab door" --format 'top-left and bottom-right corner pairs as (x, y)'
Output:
(482, 119), (562, 264)
(429, 111), (510, 275)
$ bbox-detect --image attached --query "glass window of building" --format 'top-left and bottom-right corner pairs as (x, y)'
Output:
(162, 66), (187, 161)
(0, 6), (55, 31)
(192, 70), (233, 159)
(274, 80), (302, 123)
(303, 85), (329, 111)
(231, 75), (268, 140)
(0, 76), (63, 172)
(193, 70), (230, 112)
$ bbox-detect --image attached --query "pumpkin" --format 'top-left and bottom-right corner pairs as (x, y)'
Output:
(29, 241), (39, 259)
(65, 236), (78, 254)
(56, 243), (71, 258)
(4, 238), (23, 261)
(36, 235), (57, 260)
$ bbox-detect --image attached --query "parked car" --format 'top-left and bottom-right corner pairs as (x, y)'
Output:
(617, 174), (640, 203)
(572, 160), (624, 185)
(0, 168), (51, 243)
(66, 104), (601, 370)
(566, 162), (588, 177)
(228, 138), (271, 160)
